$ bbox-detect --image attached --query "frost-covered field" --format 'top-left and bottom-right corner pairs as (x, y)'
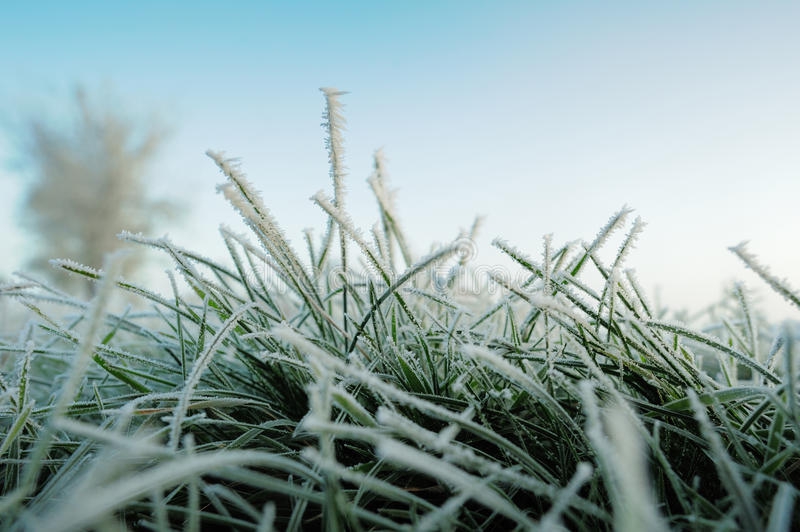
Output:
(1, 91), (798, 531)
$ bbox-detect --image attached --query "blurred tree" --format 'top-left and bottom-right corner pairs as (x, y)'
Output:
(17, 87), (175, 297)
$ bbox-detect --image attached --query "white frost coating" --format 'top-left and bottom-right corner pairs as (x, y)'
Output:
(367, 156), (395, 214)
(275, 324), (463, 421)
(542, 233), (553, 293)
(492, 237), (542, 275)
(568, 206), (633, 275)
(117, 229), (147, 243)
(538, 462), (594, 531)
(461, 344), (583, 435)
(376, 407), (437, 445)
(271, 325), (343, 467)
(487, 387), (513, 403)
(612, 216), (646, 271)
(0, 280), (38, 292)
(52, 252), (124, 415)
(120, 230), (222, 281)
(95, 344), (174, 373)
(210, 152), (317, 305)
(603, 266), (622, 322)
(271, 323), (338, 370)
(319, 90), (351, 339)
(371, 406), (602, 513)
(320, 87), (348, 210)
(219, 226), (296, 295)
(580, 381), (613, 468)
(450, 373), (467, 394)
(550, 290), (595, 330)
(414, 489), (474, 532)
(557, 269), (603, 304)
(368, 148), (413, 267)
(207, 150), (293, 255)
(434, 422), (462, 448)
(14, 341), (34, 408)
(256, 350), (310, 370)
(256, 502), (277, 532)
(688, 390), (760, 529)
(169, 302), (259, 450)
(301, 446), (440, 518)
(628, 319), (706, 387)
(274, 324), (571, 491)
(622, 269), (650, 318)
(604, 404), (669, 532)
(218, 182), (285, 251)
(32, 450), (306, 532)
(581, 381), (669, 532)
(371, 222), (390, 263)
(312, 191), (393, 276)
(53, 417), (169, 458)
(156, 236), (252, 313)
(730, 242), (800, 310)
(376, 438), (538, 529)
(591, 206), (633, 251)
(49, 258), (103, 279)
(19, 251), (126, 490)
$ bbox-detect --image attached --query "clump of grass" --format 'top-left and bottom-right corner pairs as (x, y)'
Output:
(1, 89), (798, 531)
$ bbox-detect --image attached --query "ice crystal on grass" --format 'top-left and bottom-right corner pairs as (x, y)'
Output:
(170, 302), (259, 449)
(367, 148), (413, 268)
(49, 258), (104, 282)
(320, 87), (348, 206)
(376, 438), (539, 529)
(569, 205), (633, 276)
(730, 242), (800, 311)
(312, 190), (392, 279)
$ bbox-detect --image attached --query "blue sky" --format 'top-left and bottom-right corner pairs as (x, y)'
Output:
(2, 1), (800, 320)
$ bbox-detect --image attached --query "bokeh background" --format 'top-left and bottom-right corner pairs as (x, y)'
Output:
(2, 1), (799, 321)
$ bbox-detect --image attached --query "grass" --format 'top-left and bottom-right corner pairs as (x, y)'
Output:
(1, 89), (798, 531)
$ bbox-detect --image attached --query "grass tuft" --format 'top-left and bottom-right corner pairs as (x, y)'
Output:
(1, 91), (799, 530)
